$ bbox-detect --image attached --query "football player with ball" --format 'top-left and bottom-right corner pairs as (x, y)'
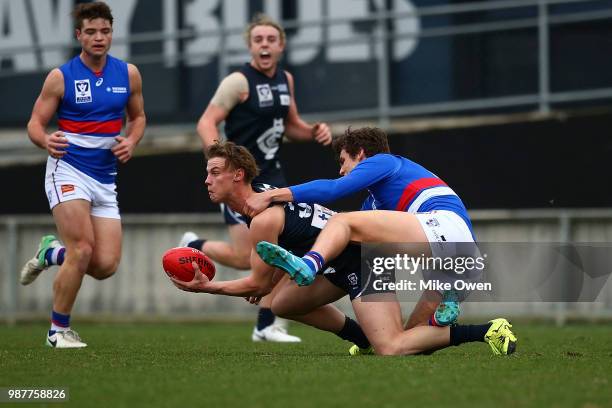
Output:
(170, 142), (371, 352)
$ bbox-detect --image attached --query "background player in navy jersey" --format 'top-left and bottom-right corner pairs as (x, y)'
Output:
(180, 14), (332, 342)
(173, 142), (516, 356)
(246, 127), (493, 332)
(20, 2), (146, 348)
(172, 142), (371, 350)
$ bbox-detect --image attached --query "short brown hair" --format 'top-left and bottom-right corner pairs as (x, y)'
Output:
(207, 142), (260, 184)
(73, 2), (113, 30)
(244, 13), (286, 45)
(332, 127), (391, 160)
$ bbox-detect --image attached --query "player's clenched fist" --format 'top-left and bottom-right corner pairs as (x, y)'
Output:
(46, 131), (69, 158)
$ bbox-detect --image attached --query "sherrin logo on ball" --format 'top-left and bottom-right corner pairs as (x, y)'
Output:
(162, 247), (216, 282)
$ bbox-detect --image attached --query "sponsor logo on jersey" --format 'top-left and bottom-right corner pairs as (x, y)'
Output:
(95, 77), (104, 86)
(74, 79), (92, 103)
(277, 83), (288, 92)
(256, 83), (273, 107)
(111, 86), (128, 94)
(311, 204), (335, 229)
(280, 94), (290, 106)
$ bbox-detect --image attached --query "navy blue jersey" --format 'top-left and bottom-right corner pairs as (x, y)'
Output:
(224, 64), (291, 185)
(246, 184), (361, 273)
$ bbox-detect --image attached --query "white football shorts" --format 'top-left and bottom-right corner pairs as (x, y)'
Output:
(416, 210), (482, 298)
(44, 158), (120, 219)
(415, 210), (476, 258)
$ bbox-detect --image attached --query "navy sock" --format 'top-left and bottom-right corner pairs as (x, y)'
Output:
(336, 316), (370, 349)
(256, 307), (276, 330)
(450, 323), (491, 346)
(302, 251), (324, 275)
(187, 239), (206, 251)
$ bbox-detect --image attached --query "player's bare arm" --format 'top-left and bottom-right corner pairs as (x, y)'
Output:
(196, 72), (248, 155)
(172, 206), (285, 297)
(283, 71), (332, 146)
(112, 63), (146, 164)
(27, 68), (68, 158)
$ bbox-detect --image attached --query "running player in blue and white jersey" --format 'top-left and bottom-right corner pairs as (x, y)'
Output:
(245, 127), (483, 330)
(20, 2), (146, 348)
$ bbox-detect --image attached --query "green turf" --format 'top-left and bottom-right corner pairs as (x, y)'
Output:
(1, 322), (611, 408)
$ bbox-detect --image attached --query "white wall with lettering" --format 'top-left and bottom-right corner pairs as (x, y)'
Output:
(0, 0), (420, 73)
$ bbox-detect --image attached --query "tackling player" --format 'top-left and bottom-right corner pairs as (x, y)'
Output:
(172, 142), (517, 356)
(245, 127), (471, 329)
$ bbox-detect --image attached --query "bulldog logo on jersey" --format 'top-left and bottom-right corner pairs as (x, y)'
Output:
(74, 79), (92, 104)
(256, 84), (273, 107)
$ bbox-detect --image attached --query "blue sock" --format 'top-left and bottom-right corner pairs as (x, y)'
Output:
(256, 307), (275, 330)
(302, 251), (324, 275)
(50, 310), (70, 332)
(44, 247), (65, 266)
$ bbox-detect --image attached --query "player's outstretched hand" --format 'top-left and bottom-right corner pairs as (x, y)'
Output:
(312, 122), (332, 146)
(46, 131), (69, 158)
(112, 136), (137, 163)
(170, 262), (210, 293)
(244, 296), (262, 305)
(243, 191), (273, 218)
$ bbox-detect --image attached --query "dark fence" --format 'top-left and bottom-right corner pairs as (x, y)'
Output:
(2, 110), (611, 214)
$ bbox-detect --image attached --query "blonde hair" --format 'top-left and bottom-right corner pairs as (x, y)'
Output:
(244, 13), (286, 46)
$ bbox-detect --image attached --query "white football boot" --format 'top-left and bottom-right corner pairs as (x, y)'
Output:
(20, 235), (61, 285)
(46, 329), (88, 348)
(252, 325), (301, 343)
(179, 231), (199, 248)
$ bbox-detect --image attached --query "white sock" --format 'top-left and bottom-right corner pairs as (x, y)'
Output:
(50, 323), (70, 332)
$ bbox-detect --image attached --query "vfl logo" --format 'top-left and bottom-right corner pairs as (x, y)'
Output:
(256, 83), (273, 107)
(74, 79), (92, 103)
(256, 118), (284, 160)
(95, 77), (104, 86)
(426, 218), (440, 227)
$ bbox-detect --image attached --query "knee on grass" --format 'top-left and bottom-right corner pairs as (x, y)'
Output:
(373, 337), (424, 356)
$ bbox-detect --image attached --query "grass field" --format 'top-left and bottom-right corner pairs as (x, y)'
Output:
(1, 321), (611, 408)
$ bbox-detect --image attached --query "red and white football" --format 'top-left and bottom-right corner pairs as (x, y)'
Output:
(162, 247), (216, 282)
